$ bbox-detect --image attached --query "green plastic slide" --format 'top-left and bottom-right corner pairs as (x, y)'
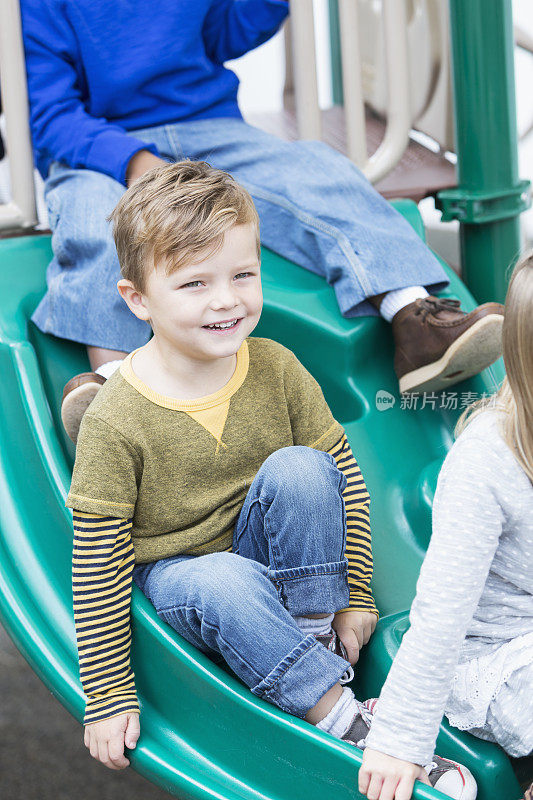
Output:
(0, 200), (521, 800)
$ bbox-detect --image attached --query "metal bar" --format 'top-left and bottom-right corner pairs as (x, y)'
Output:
(0, 0), (38, 231)
(328, 0), (344, 106)
(0, 203), (27, 229)
(443, 0), (527, 304)
(364, 0), (411, 183)
(514, 24), (533, 55)
(338, 0), (367, 166)
(282, 19), (296, 111)
(289, 0), (322, 141)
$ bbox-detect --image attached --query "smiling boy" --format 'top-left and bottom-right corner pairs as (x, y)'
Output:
(66, 161), (475, 798)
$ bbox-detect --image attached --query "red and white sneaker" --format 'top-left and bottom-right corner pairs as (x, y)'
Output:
(423, 755), (477, 800)
(341, 699), (477, 799)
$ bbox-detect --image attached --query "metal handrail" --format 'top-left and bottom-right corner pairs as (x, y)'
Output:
(288, 1), (322, 141)
(0, 0), (38, 231)
(364, 0), (411, 182)
(288, 0), (411, 183)
(338, 0), (367, 165)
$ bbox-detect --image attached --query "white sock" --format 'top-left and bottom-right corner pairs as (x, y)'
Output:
(316, 687), (360, 739)
(379, 286), (429, 322)
(95, 359), (124, 380)
(293, 613), (334, 637)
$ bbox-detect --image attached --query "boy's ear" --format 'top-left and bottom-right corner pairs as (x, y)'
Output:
(117, 279), (150, 322)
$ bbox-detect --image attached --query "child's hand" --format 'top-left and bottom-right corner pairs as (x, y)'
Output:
(126, 150), (168, 185)
(359, 747), (431, 800)
(332, 610), (377, 664)
(84, 712), (140, 770)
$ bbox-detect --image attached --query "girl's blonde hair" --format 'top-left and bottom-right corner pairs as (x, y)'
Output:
(455, 252), (533, 481)
(109, 160), (260, 291)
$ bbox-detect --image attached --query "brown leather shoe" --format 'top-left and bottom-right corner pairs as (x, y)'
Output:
(392, 296), (504, 394)
(61, 372), (106, 444)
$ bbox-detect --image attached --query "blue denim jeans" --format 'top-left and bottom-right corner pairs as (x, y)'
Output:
(132, 446), (352, 718)
(33, 117), (448, 351)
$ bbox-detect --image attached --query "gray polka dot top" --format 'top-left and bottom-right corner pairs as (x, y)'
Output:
(365, 410), (533, 764)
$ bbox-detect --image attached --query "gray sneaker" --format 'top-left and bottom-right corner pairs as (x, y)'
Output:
(342, 699), (478, 800)
(315, 629), (354, 685)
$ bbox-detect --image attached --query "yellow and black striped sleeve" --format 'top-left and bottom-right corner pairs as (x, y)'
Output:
(327, 434), (378, 617)
(72, 511), (139, 725)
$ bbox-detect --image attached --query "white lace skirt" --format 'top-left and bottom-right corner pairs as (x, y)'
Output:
(445, 632), (533, 758)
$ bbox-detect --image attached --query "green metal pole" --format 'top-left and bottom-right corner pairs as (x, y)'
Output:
(328, 0), (343, 106)
(438, 0), (530, 304)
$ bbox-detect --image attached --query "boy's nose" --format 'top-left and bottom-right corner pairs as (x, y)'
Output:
(210, 287), (239, 310)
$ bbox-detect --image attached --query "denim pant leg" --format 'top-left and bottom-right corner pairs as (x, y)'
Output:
(133, 552), (350, 718)
(146, 118), (449, 319)
(31, 163), (152, 350)
(233, 445), (350, 616)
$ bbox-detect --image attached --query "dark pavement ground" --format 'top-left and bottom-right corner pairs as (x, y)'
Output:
(0, 622), (171, 800)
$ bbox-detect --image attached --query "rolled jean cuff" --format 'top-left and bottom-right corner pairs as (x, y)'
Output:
(251, 634), (350, 718)
(268, 560), (349, 616)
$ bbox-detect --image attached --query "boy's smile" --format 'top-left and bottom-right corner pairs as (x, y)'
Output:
(202, 317), (243, 334)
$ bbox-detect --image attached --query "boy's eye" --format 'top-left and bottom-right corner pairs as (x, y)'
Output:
(182, 280), (203, 288)
(235, 272), (252, 279)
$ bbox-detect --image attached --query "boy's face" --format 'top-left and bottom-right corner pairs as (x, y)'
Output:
(135, 223), (262, 363)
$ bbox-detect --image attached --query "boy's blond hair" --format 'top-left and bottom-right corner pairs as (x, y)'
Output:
(109, 160), (260, 291)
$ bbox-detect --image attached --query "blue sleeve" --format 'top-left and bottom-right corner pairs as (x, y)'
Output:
(202, 0), (289, 64)
(20, 0), (158, 183)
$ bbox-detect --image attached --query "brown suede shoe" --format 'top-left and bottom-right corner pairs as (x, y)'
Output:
(61, 372), (106, 444)
(392, 296), (504, 394)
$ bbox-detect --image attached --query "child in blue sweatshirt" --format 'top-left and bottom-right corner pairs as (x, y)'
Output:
(20, 0), (505, 441)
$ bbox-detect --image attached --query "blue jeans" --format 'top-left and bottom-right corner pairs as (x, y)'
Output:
(33, 118), (448, 351)
(132, 446), (352, 718)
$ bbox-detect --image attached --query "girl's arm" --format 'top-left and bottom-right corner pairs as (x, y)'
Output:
(364, 433), (505, 766)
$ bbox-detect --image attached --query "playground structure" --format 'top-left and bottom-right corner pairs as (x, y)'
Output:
(0, 2), (530, 799)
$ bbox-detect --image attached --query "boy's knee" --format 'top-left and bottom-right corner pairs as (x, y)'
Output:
(259, 446), (342, 498)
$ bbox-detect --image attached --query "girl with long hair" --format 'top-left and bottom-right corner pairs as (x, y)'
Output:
(358, 254), (533, 800)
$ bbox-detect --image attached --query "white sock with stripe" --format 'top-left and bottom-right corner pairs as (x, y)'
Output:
(293, 613), (334, 637)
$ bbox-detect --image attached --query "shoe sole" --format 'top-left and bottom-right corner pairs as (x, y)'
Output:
(61, 382), (102, 444)
(399, 314), (503, 394)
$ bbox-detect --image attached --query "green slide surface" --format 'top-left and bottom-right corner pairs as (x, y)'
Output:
(0, 200), (520, 799)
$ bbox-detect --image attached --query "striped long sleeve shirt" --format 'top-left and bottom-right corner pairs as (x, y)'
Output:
(73, 432), (375, 724)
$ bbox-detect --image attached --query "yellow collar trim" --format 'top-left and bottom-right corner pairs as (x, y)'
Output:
(120, 339), (249, 411)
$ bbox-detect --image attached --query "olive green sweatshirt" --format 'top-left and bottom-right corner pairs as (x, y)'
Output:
(68, 337), (348, 562)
